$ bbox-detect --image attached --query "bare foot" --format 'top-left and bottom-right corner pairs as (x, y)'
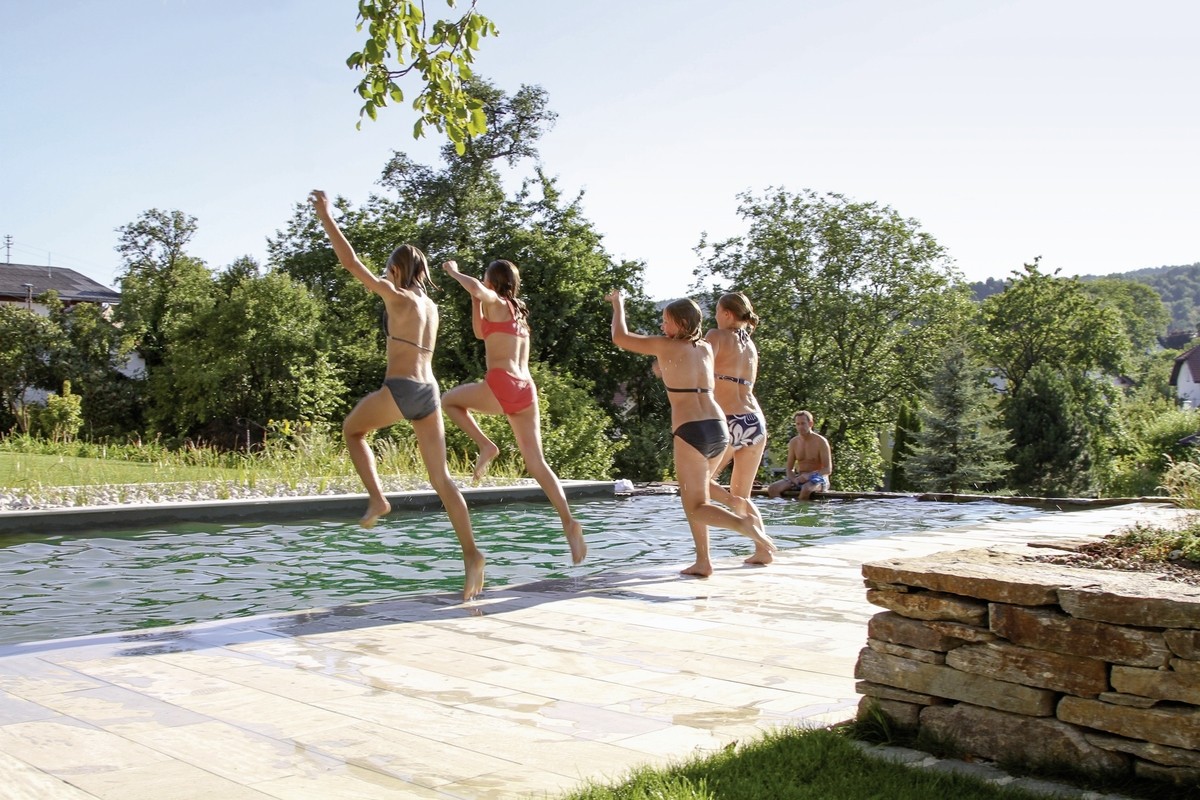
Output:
(744, 546), (774, 566)
(564, 518), (587, 564)
(473, 441), (500, 482)
(359, 498), (391, 529)
(732, 496), (776, 554)
(462, 551), (486, 601)
(681, 561), (714, 577)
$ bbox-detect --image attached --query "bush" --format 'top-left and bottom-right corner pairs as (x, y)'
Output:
(29, 381), (84, 443)
(1103, 408), (1200, 497)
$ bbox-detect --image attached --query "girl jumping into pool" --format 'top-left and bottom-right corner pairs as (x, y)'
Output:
(310, 190), (485, 601)
(605, 289), (774, 576)
(439, 259), (587, 565)
(706, 292), (771, 565)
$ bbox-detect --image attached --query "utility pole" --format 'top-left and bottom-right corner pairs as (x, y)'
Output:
(3, 234), (11, 264)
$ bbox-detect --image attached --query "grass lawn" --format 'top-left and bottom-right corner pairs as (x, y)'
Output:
(559, 725), (1179, 800)
(0, 451), (246, 489)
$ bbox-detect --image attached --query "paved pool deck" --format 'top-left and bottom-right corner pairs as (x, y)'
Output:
(0, 501), (1186, 799)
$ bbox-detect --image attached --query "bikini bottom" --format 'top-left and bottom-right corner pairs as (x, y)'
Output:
(673, 418), (730, 460)
(485, 369), (536, 415)
(383, 378), (439, 421)
(726, 412), (767, 449)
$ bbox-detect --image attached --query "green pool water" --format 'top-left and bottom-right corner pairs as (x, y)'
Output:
(0, 495), (1047, 646)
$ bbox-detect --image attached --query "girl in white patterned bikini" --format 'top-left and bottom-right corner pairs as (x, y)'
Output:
(705, 292), (772, 565)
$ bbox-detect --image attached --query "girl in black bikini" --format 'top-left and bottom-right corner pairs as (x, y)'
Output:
(310, 191), (485, 601)
(605, 289), (775, 577)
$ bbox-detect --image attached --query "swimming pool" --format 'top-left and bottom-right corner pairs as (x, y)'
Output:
(0, 496), (1048, 646)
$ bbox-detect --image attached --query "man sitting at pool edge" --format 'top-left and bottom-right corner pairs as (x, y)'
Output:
(767, 410), (833, 500)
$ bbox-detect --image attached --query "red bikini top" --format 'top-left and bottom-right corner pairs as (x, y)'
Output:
(480, 299), (528, 339)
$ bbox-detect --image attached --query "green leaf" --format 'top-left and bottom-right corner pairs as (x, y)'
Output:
(468, 107), (486, 134)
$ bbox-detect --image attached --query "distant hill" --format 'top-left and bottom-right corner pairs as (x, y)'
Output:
(969, 262), (1200, 330)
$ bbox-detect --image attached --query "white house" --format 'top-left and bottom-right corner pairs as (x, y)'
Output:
(1169, 345), (1200, 408)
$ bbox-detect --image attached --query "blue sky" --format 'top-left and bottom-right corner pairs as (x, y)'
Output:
(3, 0), (1197, 300)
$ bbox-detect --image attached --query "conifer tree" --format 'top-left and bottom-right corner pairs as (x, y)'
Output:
(1006, 363), (1093, 496)
(905, 345), (1010, 493)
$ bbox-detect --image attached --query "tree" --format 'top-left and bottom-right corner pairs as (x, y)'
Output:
(977, 259), (1128, 397)
(904, 345), (1010, 493)
(887, 399), (920, 491)
(695, 188), (973, 490)
(0, 303), (65, 432)
(1082, 278), (1170, 354)
(149, 268), (345, 443)
(113, 209), (215, 370)
(46, 295), (141, 437)
(1006, 364), (1094, 497)
(348, 0), (498, 152)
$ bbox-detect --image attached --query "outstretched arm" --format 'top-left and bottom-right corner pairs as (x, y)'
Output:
(470, 297), (484, 340)
(605, 289), (661, 356)
(442, 260), (499, 304)
(310, 190), (387, 295)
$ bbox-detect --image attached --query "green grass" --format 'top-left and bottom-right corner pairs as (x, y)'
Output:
(558, 726), (1053, 800)
(0, 452), (246, 489)
(0, 430), (526, 502)
(558, 724), (1190, 800)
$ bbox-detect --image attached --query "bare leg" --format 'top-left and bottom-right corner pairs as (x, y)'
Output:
(766, 476), (796, 498)
(675, 440), (715, 576)
(441, 382), (502, 481)
(731, 439), (772, 564)
(343, 389), (403, 527)
(509, 402), (586, 564)
(412, 412), (484, 601)
(677, 438), (777, 563)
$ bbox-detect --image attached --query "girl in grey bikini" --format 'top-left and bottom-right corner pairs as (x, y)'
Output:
(311, 190), (485, 601)
(706, 292), (772, 565)
(606, 290), (775, 577)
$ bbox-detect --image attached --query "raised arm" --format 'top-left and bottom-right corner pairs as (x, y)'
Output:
(605, 289), (663, 356)
(310, 190), (388, 295)
(442, 260), (499, 304)
(470, 297), (484, 340)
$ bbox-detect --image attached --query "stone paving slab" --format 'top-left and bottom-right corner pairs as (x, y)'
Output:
(0, 502), (1186, 799)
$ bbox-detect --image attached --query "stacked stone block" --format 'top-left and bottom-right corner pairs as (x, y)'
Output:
(853, 546), (1200, 787)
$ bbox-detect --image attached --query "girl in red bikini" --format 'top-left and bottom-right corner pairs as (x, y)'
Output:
(605, 289), (774, 577)
(440, 259), (586, 565)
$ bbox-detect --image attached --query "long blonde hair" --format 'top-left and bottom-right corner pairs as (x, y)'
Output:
(719, 292), (759, 333)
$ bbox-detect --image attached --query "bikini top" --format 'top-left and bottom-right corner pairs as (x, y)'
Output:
(664, 386), (712, 393)
(715, 374), (753, 388)
(380, 310), (433, 352)
(479, 298), (528, 339)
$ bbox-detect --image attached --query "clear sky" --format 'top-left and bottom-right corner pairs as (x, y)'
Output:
(3, 0), (1197, 300)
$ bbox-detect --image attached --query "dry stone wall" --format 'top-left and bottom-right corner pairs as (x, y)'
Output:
(854, 545), (1200, 787)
